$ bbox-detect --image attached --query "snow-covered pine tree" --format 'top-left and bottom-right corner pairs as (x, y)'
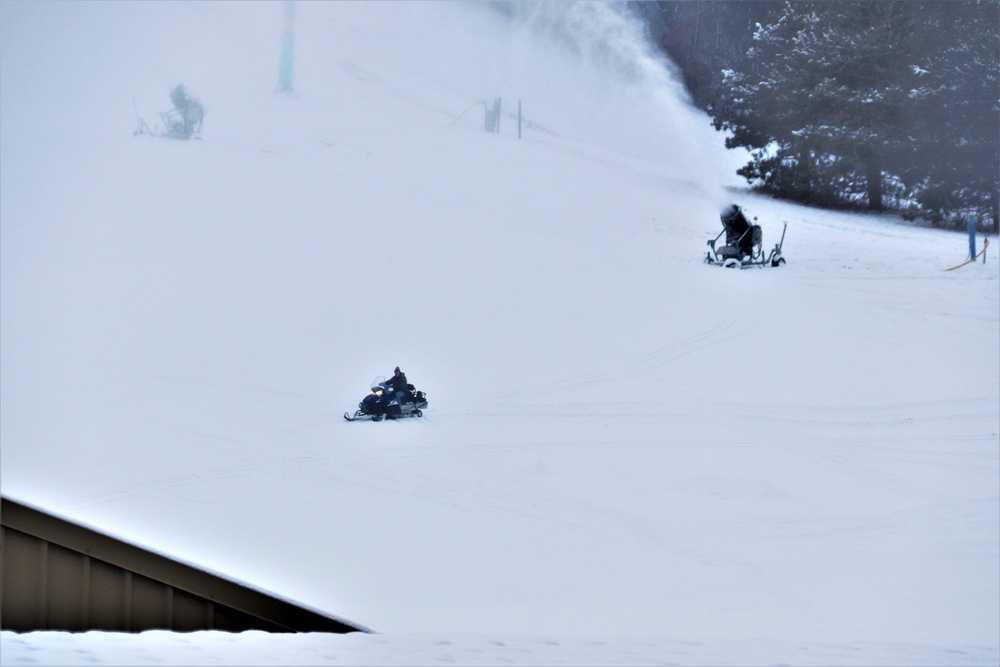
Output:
(629, 1), (784, 110)
(902, 1), (999, 230)
(712, 1), (914, 211)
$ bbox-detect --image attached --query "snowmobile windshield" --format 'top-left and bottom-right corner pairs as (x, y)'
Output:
(371, 376), (386, 390)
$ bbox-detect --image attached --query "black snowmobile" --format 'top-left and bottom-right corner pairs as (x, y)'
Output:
(705, 204), (787, 268)
(344, 376), (428, 422)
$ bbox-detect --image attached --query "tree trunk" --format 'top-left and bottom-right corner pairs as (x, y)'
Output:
(866, 157), (884, 211)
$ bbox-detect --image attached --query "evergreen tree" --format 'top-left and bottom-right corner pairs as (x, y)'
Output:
(711, 1), (915, 211)
(632, 1), (998, 227)
(629, 1), (782, 109)
(904, 2), (999, 230)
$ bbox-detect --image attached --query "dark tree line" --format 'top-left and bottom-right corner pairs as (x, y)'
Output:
(630, 1), (999, 231)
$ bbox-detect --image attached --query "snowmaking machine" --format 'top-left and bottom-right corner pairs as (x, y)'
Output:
(705, 204), (787, 268)
(134, 84), (204, 140)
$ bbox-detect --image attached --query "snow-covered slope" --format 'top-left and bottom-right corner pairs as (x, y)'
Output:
(2, 1), (997, 664)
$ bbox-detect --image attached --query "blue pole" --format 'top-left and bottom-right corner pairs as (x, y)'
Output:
(968, 218), (976, 260)
(278, 1), (295, 93)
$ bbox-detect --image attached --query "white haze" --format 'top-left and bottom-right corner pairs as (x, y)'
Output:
(1, 1), (997, 665)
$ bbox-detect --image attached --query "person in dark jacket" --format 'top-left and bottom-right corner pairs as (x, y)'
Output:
(387, 367), (408, 404)
(377, 367), (409, 414)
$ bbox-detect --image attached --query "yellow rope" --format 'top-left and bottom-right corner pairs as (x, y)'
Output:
(945, 237), (990, 271)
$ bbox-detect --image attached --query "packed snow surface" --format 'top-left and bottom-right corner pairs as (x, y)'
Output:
(1, 1), (997, 665)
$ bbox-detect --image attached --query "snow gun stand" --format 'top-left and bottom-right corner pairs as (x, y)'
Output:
(706, 206), (787, 269)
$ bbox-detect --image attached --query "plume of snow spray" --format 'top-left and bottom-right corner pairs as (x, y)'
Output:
(472, 1), (729, 206)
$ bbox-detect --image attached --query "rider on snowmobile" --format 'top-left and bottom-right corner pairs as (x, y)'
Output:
(377, 367), (408, 411)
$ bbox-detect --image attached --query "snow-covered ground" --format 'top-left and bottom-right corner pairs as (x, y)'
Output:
(4, 630), (998, 667)
(1, 2), (997, 665)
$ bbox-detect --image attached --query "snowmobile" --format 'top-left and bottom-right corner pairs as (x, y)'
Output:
(705, 204), (787, 268)
(344, 376), (428, 422)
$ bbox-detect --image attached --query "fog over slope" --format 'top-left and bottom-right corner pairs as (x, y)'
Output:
(1, 0), (997, 657)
